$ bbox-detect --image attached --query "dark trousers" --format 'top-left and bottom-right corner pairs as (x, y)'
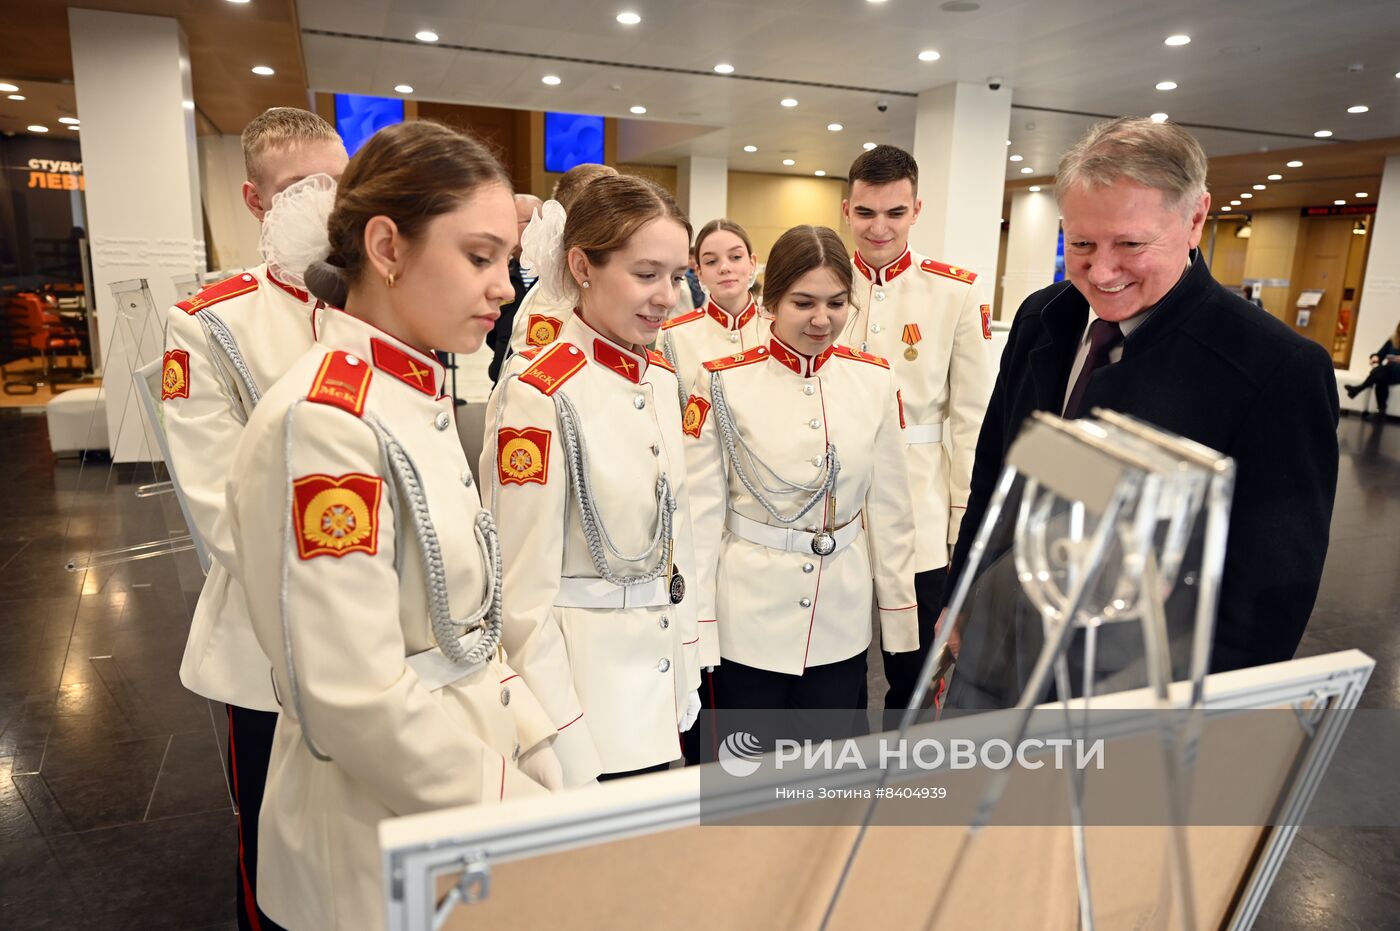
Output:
(881, 567), (948, 711)
(227, 705), (285, 931)
(598, 761), (672, 781)
(712, 651), (868, 750)
(682, 667), (719, 765)
(1356, 363), (1396, 412)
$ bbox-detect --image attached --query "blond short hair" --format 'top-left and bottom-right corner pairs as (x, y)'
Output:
(1055, 117), (1208, 214)
(241, 107), (342, 183)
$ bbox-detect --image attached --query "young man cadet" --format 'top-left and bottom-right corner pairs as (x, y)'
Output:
(162, 107), (347, 931)
(841, 144), (996, 715)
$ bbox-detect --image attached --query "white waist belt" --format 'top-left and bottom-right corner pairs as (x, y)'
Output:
(725, 510), (862, 555)
(904, 421), (943, 444)
(555, 576), (671, 609)
(405, 639), (490, 692)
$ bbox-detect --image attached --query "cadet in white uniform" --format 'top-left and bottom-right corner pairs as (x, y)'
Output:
(658, 218), (768, 409)
(160, 106), (347, 931)
(686, 225), (918, 723)
(485, 174), (702, 782)
(227, 122), (560, 931)
(841, 145), (995, 712)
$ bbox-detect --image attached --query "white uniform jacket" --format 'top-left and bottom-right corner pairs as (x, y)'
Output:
(657, 296), (768, 408)
(484, 311), (702, 781)
(162, 264), (318, 711)
(228, 308), (555, 931)
(684, 336), (919, 675)
(844, 248), (995, 571)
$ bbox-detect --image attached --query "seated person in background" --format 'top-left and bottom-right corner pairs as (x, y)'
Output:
(1344, 320), (1400, 420)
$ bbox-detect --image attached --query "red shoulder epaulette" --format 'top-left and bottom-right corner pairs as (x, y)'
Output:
(833, 345), (891, 369)
(307, 350), (372, 416)
(646, 349), (674, 373)
(661, 309), (705, 330)
(177, 272), (259, 315)
(920, 259), (977, 285)
(703, 346), (769, 373)
(519, 341), (587, 396)
(519, 346), (542, 362)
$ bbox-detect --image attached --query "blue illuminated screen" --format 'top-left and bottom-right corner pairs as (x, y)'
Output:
(1054, 228), (1066, 283)
(545, 112), (605, 173)
(334, 94), (405, 155)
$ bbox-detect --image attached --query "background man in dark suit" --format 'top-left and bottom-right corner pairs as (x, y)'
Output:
(487, 193), (542, 382)
(942, 117), (1339, 707)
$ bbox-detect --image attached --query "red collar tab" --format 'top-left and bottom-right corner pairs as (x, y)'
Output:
(705, 298), (758, 331)
(854, 249), (912, 285)
(768, 337), (835, 377)
(369, 338), (438, 396)
(592, 338), (646, 383)
(266, 266), (312, 304)
(854, 252), (875, 282)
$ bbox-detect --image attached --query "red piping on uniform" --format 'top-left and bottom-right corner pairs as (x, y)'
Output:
(227, 706), (265, 931)
(880, 604), (917, 612)
(558, 711), (584, 731)
(800, 381), (832, 672)
(682, 637), (698, 646)
(500, 674), (519, 684)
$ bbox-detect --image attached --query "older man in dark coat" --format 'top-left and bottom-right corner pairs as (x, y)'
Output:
(942, 118), (1338, 708)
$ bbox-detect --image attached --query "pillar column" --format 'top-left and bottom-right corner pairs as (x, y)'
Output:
(1351, 155), (1400, 376)
(1000, 188), (1060, 319)
(71, 8), (203, 461)
(910, 81), (1012, 282)
(677, 156), (728, 232)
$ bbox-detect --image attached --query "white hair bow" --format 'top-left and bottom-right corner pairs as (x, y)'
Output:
(258, 173), (338, 289)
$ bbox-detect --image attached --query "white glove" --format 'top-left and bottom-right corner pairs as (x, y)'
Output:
(679, 689), (702, 733)
(517, 742), (564, 791)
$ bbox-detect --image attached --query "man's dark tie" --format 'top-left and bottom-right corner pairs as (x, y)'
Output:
(1064, 318), (1123, 419)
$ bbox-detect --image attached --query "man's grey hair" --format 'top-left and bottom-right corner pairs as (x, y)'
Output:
(1055, 117), (1208, 214)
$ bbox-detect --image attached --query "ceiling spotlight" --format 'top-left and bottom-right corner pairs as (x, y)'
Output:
(7, 94), (25, 101)
(1028, 185), (1042, 192)
(1240, 193), (1253, 199)
(1164, 34), (1191, 46)
(251, 65), (275, 76)
(782, 158), (796, 166)
(780, 98), (798, 107)
(183, 99), (195, 110)
(394, 84), (413, 94)
(1314, 129), (1333, 137)
(827, 122), (843, 131)
(863, 142), (877, 150)
(58, 117), (80, 125)
(1356, 192), (1369, 198)
(1347, 105), (1369, 114)
(1221, 206), (1231, 211)
(27, 125), (49, 133)
(1150, 112), (1169, 122)
(68, 126), (80, 131)
(918, 50), (941, 62)
(1155, 81), (1177, 91)
(1009, 154), (1023, 162)
(743, 145), (758, 153)
(714, 63), (735, 74)
(1334, 199), (1346, 205)
(415, 30), (439, 42)
(1230, 200), (1241, 205)
(630, 105), (647, 114)
(616, 11), (641, 25)
(1286, 160), (1304, 168)
(542, 74), (562, 85)
(0, 83), (17, 93)
(1019, 166), (1034, 174)
(814, 170), (827, 177)
(226, 0), (251, 4)
(1253, 184), (1266, 190)
(1267, 173), (1282, 180)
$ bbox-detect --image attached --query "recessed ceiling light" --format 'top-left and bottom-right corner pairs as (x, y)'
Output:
(1356, 192), (1369, 198)
(183, 99), (195, 110)
(827, 122), (843, 132)
(1164, 35), (1191, 46)
(1009, 154), (1023, 162)
(226, 0), (251, 4)
(251, 65), (275, 76)
(782, 158), (796, 166)
(780, 98), (799, 107)
(616, 11), (641, 25)
(714, 63), (735, 74)
(1221, 205), (1231, 211)
(1396, 71), (1400, 78)
(918, 50), (941, 62)
(863, 142), (877, 150)
(1314, 129), (1333, 138)
(630, 105), (647, 114)
(1253, 184), (1266, 190)
(1028, 185), (1042, 192)
(1334, 199), (1346, 205)
(68, 126), (80, 131)
(27, 125), (48, 133)
(7, 94), (25, 101)
(1286, 160), (1304, 168)
(1019, 167), (1034, 174)
(58, 117), (80, 125)
(1155, 81), (1177, 91)
(415, 30), (438, 42)
(743, 145), (758, 153)
(542, 74), (562, 85)
(1240, 193), (1253, 199)
(814, 170), (827, 177)
(1230, 200), (1241, 205)
(1347, 105), (1369, 114)
(866, 0), (888, 4)
(1267, 173), (1282, 180)
(0, 83), (17, 93)
(1150, 112), (1169, 122)
(394, 84), (413, 94)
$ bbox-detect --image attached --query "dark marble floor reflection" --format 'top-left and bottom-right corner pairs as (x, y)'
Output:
(0, 405), (1397, 929)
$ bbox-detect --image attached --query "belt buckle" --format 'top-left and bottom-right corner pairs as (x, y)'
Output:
(810, 531), (836, 556)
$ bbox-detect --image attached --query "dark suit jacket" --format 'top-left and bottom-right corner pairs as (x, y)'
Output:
(947, 251), (1339, 676)
(487, 258), (530, 383)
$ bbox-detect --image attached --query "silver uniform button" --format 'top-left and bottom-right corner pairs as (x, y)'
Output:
(345, 355), (360, 366)
(811, 456), (822, 467)
(872, 323), (883, 334)
(729, 333), (739, 343)
(651, 443), (660, 456)
(634, 395), (647, 410)
(808, 418), (821, 429)
(860, 342), (869, 353)
(435, 411), (451, 431)
(500, 686), (511, 706)
(875, 290), (886, 302)
(461, 469), (474, 487)
(799, 597), (813, 608)
(512, 742), (521, 762)
(803, 384), (815, 396)
(242, 274), (254, 281)
(658, 658), (671, 673)
(803, 563), (814, 573)
(659, 615), (670, 630)
(568, 346), (580, 355)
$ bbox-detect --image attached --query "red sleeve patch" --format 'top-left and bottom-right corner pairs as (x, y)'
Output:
(176, 272), (259, 315)
(498, 427), (551, 486)
(292, 473), (384, 559)
(308, 351), (372, 416)
(161, 349), (190, 400)
(647, 349), (675, 373)
(526, 314), (563, 347)
(980, 304), (993, 340)
(682, 395), (710, 438)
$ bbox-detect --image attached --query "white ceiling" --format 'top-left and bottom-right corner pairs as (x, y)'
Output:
(296, 0), (1400, 180)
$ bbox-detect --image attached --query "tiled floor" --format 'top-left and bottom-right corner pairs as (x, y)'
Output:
(0, 406), (1396, 929)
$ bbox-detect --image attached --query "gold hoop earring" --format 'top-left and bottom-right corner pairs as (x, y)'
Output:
(385, 272), (397, 288)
